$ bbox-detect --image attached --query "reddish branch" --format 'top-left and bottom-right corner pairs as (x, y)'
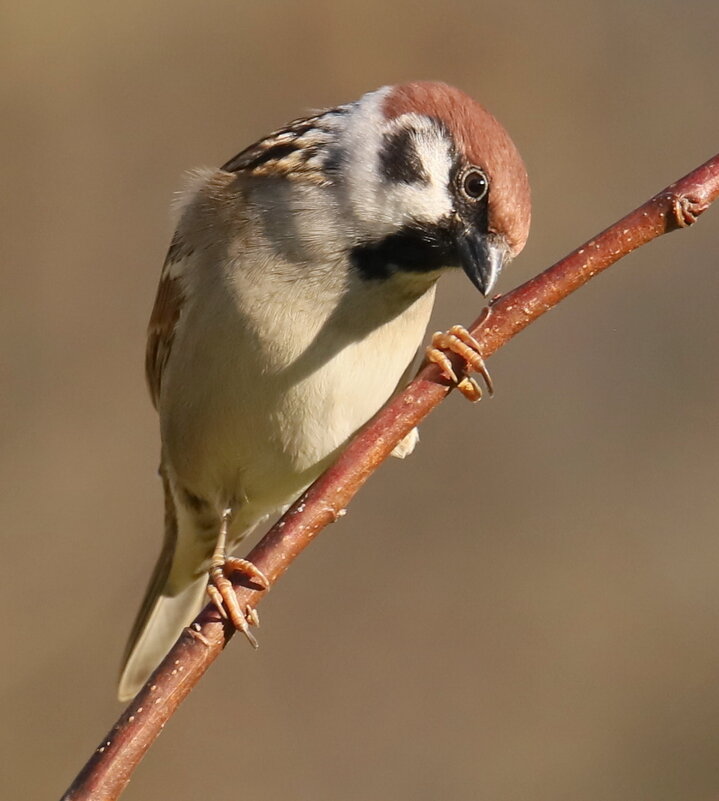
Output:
(61, 153), (719, 801)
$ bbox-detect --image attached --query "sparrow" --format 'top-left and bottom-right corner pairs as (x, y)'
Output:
(119, 81), (531, 701)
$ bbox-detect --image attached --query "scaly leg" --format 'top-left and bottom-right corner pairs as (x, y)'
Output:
(426, 313), (494, 402)
(207, 508), (269, 647)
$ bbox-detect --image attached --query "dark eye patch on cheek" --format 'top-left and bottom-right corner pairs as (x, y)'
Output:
(379, 128), (430, 185)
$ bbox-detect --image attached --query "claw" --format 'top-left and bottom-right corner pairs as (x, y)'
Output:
(207, 571), (260, 647)
(456, 376), (483, 402)
(186, 625), (211, 647)
(205, 509), (268, 647)
(206, 584), (228, 619)
(425, 321), (493, 402)
(224, 556), (270, 591)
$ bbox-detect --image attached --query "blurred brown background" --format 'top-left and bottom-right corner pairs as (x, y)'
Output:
(3, 2), (719, 799)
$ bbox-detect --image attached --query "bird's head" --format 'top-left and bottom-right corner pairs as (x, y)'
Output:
(338, 81), (531, 296)
(222, 81), (530, 296)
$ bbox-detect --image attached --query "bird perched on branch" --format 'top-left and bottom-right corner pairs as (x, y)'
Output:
(119, 81), (531, 701)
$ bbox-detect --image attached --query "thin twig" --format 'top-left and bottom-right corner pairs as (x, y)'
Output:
(61, 153), (719, 801)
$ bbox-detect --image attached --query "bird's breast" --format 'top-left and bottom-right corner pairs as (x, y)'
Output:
(161, 263), (437, 518)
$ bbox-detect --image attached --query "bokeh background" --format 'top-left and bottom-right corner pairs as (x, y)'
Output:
(3, 2), (719, 799)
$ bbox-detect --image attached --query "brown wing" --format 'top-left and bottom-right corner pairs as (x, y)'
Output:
(145, 234), (189, 409)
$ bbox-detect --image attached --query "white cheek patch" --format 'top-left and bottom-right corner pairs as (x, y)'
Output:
(381, 115), (454, 223)
(340, 92), (454, 237)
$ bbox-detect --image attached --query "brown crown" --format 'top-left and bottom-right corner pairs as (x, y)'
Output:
(383, 81), (531, 255)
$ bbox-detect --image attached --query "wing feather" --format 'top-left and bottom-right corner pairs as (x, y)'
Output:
(145, 234), (190, 408)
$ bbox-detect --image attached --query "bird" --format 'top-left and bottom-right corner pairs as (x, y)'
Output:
(118, 81), (531, 701)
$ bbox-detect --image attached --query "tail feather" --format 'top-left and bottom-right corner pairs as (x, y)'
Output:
(118, 576), (207, 701)
(119, 464), (209, 702)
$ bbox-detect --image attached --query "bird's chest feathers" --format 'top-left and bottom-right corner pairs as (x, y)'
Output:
(230, 269), (436, 472)
(164, 256), (437, 505)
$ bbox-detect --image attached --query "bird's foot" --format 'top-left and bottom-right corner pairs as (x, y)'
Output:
(207, 555), (269, 647)
(426, 322), (493, 402)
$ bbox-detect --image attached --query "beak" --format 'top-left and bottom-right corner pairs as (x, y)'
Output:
(456, 231), (509, 296)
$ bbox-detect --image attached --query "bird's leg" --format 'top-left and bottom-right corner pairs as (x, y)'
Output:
(206, 508), (269, 647)
(425, 308), (494, 402)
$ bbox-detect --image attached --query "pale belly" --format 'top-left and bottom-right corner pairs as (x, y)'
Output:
(160, 280), (436, 534)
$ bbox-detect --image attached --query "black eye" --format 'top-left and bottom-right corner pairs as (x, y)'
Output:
(461, 168), (489, 201)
